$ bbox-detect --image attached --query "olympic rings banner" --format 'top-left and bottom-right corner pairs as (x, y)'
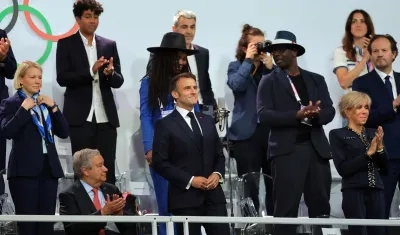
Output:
(0, 0), (79, 65)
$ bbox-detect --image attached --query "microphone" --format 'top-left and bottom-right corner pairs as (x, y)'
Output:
(217, 98), (227, 130)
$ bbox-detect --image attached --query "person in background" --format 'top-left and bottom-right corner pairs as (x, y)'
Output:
(227, 24), (274, 215)
(0, 29), (17, 195)
(352, 34), (400, 219)
(56, 0), (124, 185)
(0, 61), (69, 235)
(330, 91), (387, 235)
(140, 32), (199, 235)
(333, 9), (375, 91)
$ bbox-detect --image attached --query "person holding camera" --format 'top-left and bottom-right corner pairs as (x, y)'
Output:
(227, 24), (274, 215)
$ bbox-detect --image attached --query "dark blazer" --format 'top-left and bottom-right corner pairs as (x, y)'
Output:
(152, 109), (226, 211)
(227, 59), (273, 140)
(0, 93), (68, 178)
(257, 67), (335, 158)
(0, 29), (17, 99)
(56, 32), (123, 127)
(329, 127), (388, 190)
(352, 70), (400, 160)
(59, 180), (137, 235)
(146, 44), (216, 107)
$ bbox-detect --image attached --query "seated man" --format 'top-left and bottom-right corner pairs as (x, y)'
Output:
(59, 148), (137, 235)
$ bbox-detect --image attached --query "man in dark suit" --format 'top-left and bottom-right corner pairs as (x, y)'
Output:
(152, 72), (229, 235)
(352, 34), (400, 219)
(146, 10), (216, 114)
(0, 29), (17, 184)
(59, 148), (137, 235)
(56, 0), (123, 184)
(257, 31), (335, 235)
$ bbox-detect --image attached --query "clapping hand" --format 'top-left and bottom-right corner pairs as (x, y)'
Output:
(375, 126), (384, 151)
(0, 37), (10, 61)
(103, 57), (114, 76)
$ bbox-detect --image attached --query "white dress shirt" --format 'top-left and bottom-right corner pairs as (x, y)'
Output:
(175, 106), (223, 189)
(187, 45), (202, 104)
(78, 31), (108, 123)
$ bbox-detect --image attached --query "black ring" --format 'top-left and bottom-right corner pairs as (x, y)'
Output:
(4, 0), (19, 34)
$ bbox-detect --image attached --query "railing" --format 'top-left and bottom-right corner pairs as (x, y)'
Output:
(1, 215), (400, 235)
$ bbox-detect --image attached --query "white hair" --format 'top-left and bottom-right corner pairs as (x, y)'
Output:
(173, 10), (196, 26)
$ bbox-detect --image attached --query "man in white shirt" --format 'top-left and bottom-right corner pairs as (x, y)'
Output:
(56, 0), (124, 184)
(352, 34), (400, 219)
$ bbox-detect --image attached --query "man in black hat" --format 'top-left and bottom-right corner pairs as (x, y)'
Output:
(257, 30), (335, 234)
(139, 32), (201, 235)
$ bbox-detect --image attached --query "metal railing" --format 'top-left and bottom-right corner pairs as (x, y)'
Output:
(1, 215), (400, 235)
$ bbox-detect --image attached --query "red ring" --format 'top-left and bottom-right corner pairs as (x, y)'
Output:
(23, 0), (79, 42)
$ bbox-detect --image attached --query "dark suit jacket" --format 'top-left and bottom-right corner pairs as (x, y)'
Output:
(146, 44), (216, 107)
(152, 109), (226, 211)
(329, 127), (388, 190)
(352, 70), (400, 159)
(56, 32), (123, 127)
(59, 180), (137, 235)
(257, 67), (335, 159)
(0, 29), (17, 99)
(227, 59), (273, 140)
(0, 93), (68, 178)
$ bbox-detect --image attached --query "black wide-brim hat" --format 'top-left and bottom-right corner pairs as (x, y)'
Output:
(147, 32), (198, 56)
(265, 30), (305, 57)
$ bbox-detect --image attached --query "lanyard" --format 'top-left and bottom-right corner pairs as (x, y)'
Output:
(287, 75), (302, 105)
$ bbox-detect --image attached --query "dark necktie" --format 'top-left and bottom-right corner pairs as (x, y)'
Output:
(384, 75), (394, 100)
(187, 112), (203, 146)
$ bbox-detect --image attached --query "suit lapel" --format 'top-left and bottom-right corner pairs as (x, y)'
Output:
(394, 72), (400, 96)
(74, 32), (90, 68)
(300, 68), (316, 102)
(171, 110), (201, 152)
(73, 181), (97, 213)
(95, 36), (103, 60)
(370, 70), (394, 100)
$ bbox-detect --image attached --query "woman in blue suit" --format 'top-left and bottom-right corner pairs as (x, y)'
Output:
(0, 61), (69, 235)
(139, 32), (199, 235)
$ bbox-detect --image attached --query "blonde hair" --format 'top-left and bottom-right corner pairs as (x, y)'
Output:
(338, 91), (372, 118)
(13, 60), (42, 90)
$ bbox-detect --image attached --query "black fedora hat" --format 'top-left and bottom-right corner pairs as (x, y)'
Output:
(147, 32), (198, 55)
(265, 30), (305, 57)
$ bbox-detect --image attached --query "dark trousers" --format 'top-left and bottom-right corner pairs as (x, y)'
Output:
(342, 188), (385, 235)
(0, 129), (5, 195)
(70, 118), (117, 185)
(272, 141), (331, 235)
(382, 159), (400, 218)
(172, 203), (229, 235)
(8, 155), (58, 235)
(233, 123), (273, 215)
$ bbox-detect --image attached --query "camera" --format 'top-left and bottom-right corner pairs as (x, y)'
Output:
(256, 40), (272, 54)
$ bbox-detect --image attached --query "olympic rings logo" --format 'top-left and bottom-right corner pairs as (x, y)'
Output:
(0, 0), (79, 65)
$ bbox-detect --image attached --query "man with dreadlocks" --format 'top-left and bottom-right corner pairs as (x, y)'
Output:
(139, 32), (199, 235)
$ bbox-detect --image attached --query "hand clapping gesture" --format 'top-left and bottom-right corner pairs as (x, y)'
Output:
(367, 126), (384, 157)
(0, 37), (10, 61)
(103, 57), (114, 76)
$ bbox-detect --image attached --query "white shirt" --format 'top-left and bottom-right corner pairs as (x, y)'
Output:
(375, 68), (398, 100)
(187, 45), (202, 104)
(175, 106), (223, 189)
(79, 31), (108, 123)
(333, 46), (369, 93)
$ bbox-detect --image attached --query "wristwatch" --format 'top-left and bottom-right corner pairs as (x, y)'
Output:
(50, 103), (58, 110)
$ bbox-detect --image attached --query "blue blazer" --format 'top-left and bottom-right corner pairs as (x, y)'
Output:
(139, 77), (200, 154)
(352, 70), (400, 160)
(257, 67), (335, 159)
(227, 59), (273, 141)
(0, 93), (69, 179)
(0, 29), (17, 99)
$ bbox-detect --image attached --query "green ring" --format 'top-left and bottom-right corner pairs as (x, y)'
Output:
(0, 5), (52, 65)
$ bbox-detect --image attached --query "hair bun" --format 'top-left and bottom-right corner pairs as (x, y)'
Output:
(242, 24), (253, 34)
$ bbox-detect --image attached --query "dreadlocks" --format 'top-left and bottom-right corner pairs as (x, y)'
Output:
(147, 52), (190, 109)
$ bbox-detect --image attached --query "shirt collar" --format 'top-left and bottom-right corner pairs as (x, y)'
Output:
(79, 30), (96, 46)
(375, 68), (394, 80)
(175, 105), (195, 118)
(80, 180), (94, 193)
